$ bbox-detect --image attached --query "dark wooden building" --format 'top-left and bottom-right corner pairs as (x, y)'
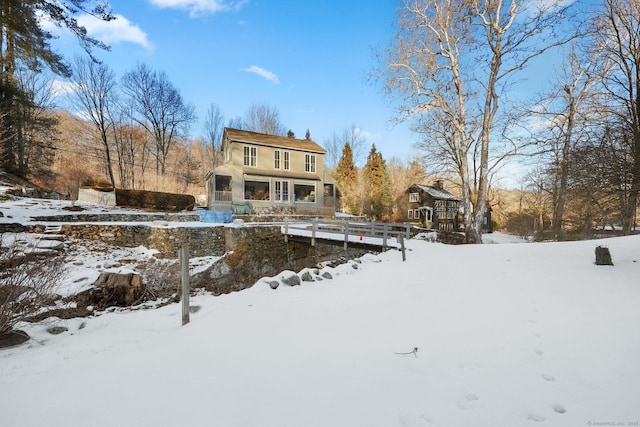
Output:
(406, 181), (461, 231)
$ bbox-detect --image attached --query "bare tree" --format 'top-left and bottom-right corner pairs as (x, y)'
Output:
(243, 103), (286, 136)
(202, 103), (225, 170)
(121, 63), (196, 175)
(379, 0), (576, 242)
(323, 124), (368, 169)
(529, 45), (600, 237)
(69, 56), (118, 187)
(593, 0), (640, 233)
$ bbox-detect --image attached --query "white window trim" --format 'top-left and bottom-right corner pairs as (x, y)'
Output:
(274, 150), (281, 169)
(305, 154), (316, 173)
(409, 192), (419, 202)
(283, 151), (290, 170)
(244, 145), (257, 167)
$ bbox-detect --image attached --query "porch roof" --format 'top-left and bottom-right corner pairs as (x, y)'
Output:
(243, 168), (321, 181)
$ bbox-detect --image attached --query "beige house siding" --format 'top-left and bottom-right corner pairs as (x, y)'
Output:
(206, 128), (334, 214)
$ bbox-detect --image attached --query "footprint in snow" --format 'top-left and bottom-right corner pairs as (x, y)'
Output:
(456, 392), (479, 409)
(552, 403), (567, 414)
(542, 373), (555, 382)
(527, 413), (546, 422)
(533, 349), (544, 356)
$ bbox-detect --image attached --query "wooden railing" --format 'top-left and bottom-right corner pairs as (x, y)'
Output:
(282, 217), (413, 251)
(214, 191), (232, 202)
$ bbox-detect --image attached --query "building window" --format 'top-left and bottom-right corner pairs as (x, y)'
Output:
(408, 210), (413, 219)
(294, 183), (316, 202)
(244, 179), (269, 200)
(305, 154), (316, 173)
(274, 150), (280, 169)
(414, 209), (420, 219)
(284, 151), (290, 170)
(243, 146), (257, 167)
(274, 180), (290, 202)
(409, 192), (419, 202)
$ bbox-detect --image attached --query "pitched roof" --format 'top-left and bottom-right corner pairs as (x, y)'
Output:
(412, 184), (461, 201)
(224, 127), (326, 154)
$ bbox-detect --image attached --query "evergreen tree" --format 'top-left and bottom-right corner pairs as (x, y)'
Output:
(305, 129), (311, 140)
(363, 144), (393, 220)
(0, 1), (114, 175)
(334, 141), (360, 214)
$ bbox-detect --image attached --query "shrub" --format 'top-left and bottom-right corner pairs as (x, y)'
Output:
(0, 235), (66, 337)
(116, 189), (195, 211)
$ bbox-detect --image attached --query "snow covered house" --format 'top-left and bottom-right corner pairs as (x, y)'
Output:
(205, 128), (337, 214)
(406, 181), (461, 231)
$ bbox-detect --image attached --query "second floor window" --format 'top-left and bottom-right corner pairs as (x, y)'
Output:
(244, 146), (257, 167)
(409, 192), (419, 202)
(274, 150), (281, 169)
(305, 154), (316, 173)
(284, 151), (290, 170)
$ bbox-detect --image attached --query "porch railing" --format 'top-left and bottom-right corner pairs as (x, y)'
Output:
(214, 191), (232, 202)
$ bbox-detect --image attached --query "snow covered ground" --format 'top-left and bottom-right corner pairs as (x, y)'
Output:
(1, 191), (639, 426)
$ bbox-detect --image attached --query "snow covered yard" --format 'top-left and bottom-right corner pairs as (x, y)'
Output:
(1, 232), (639, 426)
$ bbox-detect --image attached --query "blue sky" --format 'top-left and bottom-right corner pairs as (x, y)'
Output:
(50, 0), (417, 164)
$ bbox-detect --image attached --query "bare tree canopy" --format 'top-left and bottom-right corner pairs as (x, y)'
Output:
(378, 0), (577, 242)
(121, 63), (196, 175)
(242, 103), (287, 136)
(69, 56), (118, 187)
(202, 103), (225, 170)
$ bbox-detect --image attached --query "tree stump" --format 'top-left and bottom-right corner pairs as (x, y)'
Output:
(595, 246), (613, 266)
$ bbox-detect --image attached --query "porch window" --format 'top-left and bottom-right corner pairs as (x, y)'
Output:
(244, 146), (257, 167)
(244, 179), (269, 200)
(409, 192), (419, 202)
(408, 210), (414, 219)
(294, 183), (316, 202)
(305, 154), (316, 173)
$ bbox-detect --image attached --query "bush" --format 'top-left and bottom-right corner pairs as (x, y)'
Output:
(0, 235), (66, 337)
(116, 189), (195, 211)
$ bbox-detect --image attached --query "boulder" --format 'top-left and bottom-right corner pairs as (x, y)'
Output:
(595, 246), (613, 266)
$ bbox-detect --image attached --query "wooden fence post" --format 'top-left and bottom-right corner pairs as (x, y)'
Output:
(344, 221), (349, 250)
(382, 224), (388, 249)
(179, 243), (190, 326)
(399, 234), (406, 262)
(311, 217), (317, 246)
(284, 216), (289, 243)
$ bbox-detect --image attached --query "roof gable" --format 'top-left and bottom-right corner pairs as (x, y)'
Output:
(411, 184), (461, 201)
(224, 127), (326, 154)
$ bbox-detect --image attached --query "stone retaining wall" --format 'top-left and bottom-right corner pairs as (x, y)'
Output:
(60, 223), (227, 258)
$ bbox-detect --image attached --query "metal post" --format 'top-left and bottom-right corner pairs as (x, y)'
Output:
(179, 243), (190, 326)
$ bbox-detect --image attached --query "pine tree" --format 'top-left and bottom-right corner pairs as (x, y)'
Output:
(363, 144), (393, 220)
(0, 1), (114, 175)
(305, 129), (311, 140)
(334, 142), (359, 214)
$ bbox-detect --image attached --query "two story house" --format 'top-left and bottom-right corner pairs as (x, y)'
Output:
(205, 128), (336, 214)
(406, 181), (461, 231)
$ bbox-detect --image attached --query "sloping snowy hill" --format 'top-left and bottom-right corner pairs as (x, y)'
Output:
(1, 231), (638, 426)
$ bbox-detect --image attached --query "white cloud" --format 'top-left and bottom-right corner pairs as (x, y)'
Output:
(78, 14), (152, 49)
(50, 80), (78, 97)
(149, 0), (248, 17)
(242, 65), (280, 85)
(354, 127), (377, 141)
